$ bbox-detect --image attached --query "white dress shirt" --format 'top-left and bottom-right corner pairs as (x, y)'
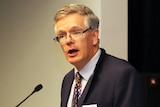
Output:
(67, 49), (101, 107)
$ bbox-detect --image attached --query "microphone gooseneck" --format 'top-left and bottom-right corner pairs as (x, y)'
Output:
(15, 84), (43, 107)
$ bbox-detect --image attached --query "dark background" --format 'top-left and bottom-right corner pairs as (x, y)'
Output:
(128, 0), (160, 107)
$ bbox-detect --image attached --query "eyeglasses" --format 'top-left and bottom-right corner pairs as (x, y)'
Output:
(53, 26), (92, 43)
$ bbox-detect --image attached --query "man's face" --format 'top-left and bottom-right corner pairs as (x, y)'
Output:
(55, 13), (99, 70)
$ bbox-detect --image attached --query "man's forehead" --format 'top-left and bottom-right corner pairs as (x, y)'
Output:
(55, 14), (86, 31)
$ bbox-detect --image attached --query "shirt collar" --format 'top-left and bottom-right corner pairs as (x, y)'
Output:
(74, 49), (101, 81)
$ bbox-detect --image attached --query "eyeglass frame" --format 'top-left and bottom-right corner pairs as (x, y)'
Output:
(53, 26), (92, 43)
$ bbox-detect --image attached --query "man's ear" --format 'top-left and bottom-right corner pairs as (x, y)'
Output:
(92, 29), (99, 45)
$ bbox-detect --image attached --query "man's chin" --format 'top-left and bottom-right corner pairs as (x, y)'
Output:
(68, 60), (77, 65)
(67, 58), (79, 65)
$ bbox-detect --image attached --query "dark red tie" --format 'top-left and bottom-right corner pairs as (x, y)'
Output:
(72, 72), (82, 107)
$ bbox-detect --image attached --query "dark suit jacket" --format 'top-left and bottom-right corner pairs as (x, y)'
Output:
(61, 48), (143, 107)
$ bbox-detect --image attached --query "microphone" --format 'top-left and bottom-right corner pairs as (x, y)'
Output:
(16, 84), (43, 107)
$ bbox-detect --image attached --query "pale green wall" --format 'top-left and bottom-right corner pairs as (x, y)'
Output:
(101, 0), (128, 60)
(0, 0), (127, 107)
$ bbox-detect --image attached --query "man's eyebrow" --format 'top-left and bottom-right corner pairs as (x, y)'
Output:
(57, 26), (84, 33)
(70, 27), (83, 31)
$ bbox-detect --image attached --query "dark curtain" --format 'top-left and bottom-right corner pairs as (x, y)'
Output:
(128, 1), (160, 107)
(128, 0), (160, 73)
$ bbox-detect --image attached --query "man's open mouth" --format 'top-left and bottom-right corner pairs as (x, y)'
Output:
(68, 49), (79, 54)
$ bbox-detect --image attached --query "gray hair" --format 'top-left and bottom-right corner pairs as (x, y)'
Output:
(54, 4), (99, 29)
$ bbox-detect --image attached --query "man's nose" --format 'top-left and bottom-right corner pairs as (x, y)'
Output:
(66, 34), (73, 43)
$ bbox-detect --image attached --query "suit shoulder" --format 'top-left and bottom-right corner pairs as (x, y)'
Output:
(101, 53), (139, 75)
(100, 48), (133, 68)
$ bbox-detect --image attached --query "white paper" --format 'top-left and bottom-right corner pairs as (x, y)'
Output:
(82, 104), (97, 107)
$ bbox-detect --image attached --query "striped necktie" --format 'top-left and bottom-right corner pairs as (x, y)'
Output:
(72, 72), (82, 107)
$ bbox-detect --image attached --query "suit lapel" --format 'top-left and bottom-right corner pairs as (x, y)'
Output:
(78, 73), (94, 106)
(78, 48), (107, 106)
(62, 70), (74, 107)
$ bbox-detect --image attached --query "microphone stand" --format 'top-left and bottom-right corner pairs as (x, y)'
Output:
(16, 91), (35, 107)
(15, 84), (43, 107)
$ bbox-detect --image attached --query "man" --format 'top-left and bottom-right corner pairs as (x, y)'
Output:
(53, 4), (143, 107)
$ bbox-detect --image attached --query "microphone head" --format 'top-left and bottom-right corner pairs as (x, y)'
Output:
(34, 84), (43, 92)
